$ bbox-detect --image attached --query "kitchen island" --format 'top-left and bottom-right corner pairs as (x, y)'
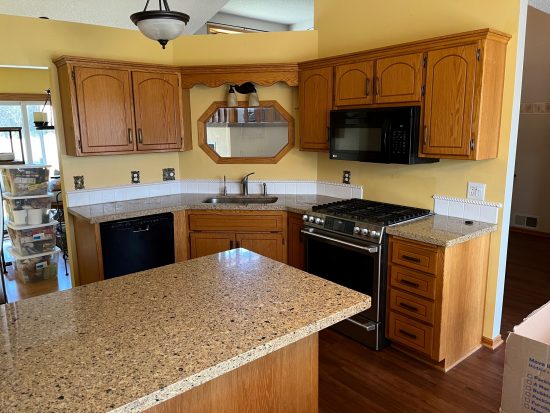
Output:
(0, 249), (370, 412)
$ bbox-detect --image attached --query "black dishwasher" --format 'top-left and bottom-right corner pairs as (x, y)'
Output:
(100, 213), (175, 279)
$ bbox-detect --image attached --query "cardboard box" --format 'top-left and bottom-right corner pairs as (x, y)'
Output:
(501, 301), (550, 413)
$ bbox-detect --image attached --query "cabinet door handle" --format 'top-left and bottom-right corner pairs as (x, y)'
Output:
(424, 126), (429, 146)
(399, 302), (419, 312)
(375, 77), (380, 96)
(400, 279), (420, 288)
(401, 254), (421, 263)
(128, 128), (133, 144)
(138, 128), (144, 144)
(365, 77), (370, 96)
(398, 329), (417, 340)
(229, 240), (234, 249)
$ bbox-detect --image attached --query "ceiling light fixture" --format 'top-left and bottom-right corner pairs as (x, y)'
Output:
(131, 0), (190, 49)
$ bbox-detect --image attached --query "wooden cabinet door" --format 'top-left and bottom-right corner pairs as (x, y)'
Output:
(299, 67), (333, 151)
(334, 61), (374, 106)
(375, 53), (423, 104)
(287, 213), (305, 270)
(422, 45), (478, 158)
(236, 233), (284, 263)
(132, 71), (183, 151)
(189, 232), (234, 259)
(74, 67), (135, 154)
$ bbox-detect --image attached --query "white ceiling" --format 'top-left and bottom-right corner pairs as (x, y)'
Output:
(0, 0), (313, 33)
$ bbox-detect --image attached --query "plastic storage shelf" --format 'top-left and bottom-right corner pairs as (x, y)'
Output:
(1, 165), (50, 196)
(8, 247), (60, 283)
(3, 193), (53, 226)
(7, 221), (58, 256)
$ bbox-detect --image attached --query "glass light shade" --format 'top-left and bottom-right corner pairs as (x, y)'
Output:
(248, 91), (260, 107)
(227, 89), (238, 107)
(136, 18), (186, 41)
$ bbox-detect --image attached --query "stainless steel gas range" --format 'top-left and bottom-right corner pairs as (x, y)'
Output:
(301, 199), (431, 350)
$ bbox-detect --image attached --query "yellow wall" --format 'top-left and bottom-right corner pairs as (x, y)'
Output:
(0, 68), (50, 94)
(314, 0), (521, 338)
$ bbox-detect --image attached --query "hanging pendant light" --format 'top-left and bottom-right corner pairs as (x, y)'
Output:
(131, 0), (190, 49)
(33, 89), (55, 130)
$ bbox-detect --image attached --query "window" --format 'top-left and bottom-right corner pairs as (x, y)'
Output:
(0, 101), (59, 173)
(207, 23), (265, 35)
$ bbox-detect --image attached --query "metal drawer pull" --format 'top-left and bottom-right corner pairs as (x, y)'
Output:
(401, 254), (421, 263)
(347, 318), (376, 331)
(398, 329), (417, 340)
(399, 302), (419, 312)
(400, 279), (420, 288)
(301, 229), (378, 254)
(127, 128), (133, 144)
(365, 77), (370, 96)
(138, 128), (144, 144)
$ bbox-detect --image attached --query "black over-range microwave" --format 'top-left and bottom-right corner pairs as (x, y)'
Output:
(329, 106), (438, 164)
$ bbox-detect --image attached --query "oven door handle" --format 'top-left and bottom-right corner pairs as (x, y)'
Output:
(301, 229), (379, 254)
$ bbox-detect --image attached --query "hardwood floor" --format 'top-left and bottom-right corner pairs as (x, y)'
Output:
(318, 230), (549, 413)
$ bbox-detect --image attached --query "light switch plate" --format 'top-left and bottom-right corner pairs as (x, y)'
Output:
(467, 182), (486, 201)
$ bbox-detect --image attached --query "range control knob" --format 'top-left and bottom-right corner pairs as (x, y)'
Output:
(308, 216), (315, 223)
(315, 217), (324, 225)
(302, 214), (309, 222)
(370, 230), (381, 237)
(353, 226), (361, 234)
(361, 228), (369, 236)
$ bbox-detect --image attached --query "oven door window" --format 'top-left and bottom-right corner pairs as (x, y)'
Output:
(306, 236), (376, 298)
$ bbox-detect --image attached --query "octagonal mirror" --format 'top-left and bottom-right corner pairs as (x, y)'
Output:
(198, 100), (294, 164)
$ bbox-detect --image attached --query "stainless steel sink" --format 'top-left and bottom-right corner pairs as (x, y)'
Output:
(202, 196), (279, 204)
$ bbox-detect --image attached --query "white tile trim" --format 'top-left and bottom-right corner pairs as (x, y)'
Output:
(66, 179), (364, 207)
(433, 194), (502, 208)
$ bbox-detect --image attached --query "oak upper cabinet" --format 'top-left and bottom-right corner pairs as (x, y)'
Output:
(334, 54), (422, 106)
(334, 61), (374, 106)
(298, 66), (333, 151)
(422, 45), (478, 158)
(375, 53), (423, 104)
(420, 37), (507, 160)
(73, 67), (136, 154)
(55, 56), (191, 156)
(132, 71), (182, 151)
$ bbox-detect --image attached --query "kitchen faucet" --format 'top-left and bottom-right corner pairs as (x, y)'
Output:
(241, 172), (255, 195)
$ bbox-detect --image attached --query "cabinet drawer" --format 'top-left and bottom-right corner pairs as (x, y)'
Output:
(388, 312), (434, 357)
(389, 264), (436, 299)
(389, 289), (435, 325)
(391, 238), (440, 275)
(189, 212), (284, 232)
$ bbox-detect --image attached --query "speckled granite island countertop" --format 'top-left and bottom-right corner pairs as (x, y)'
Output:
(0, 249), (370, 413)
(386, 214), (498, 247)
(69, 194), (341, 224)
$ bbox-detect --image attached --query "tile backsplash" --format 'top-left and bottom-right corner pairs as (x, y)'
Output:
(66, 180), (363, 207)
(433, 195), (501, 224)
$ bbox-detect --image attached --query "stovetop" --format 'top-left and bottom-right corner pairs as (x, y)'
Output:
(303, 199), (432, 244)
(312, 199), (431, 226)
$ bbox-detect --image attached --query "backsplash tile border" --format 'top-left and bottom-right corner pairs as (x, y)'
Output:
(66, 180), (363, 207)
(433, 195), (502, 224)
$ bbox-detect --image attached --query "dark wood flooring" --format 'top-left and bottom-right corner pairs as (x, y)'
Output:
(318, 230), (550, 413)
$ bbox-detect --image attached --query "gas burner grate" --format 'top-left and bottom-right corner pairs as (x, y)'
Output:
(312, 199), (431, 226)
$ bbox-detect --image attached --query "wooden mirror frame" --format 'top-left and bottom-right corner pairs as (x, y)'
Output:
(198, 100), (295, 164)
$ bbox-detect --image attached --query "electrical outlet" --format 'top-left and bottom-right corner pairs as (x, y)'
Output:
(131, 171), (140, 184)
(467, 182), (486, 201)
(342, 170), (351, 184)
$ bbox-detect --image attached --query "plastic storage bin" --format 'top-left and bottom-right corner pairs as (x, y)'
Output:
(3, 193), (53, 225)
(7, 221), (58, 256)
(1, 165), (50, 195)
(9, 247), (60, 283)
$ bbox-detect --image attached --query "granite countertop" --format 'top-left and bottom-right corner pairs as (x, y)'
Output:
(0, 249), (370, 413)
(68, 194), (341, 224)
(386, 214), (498, 247)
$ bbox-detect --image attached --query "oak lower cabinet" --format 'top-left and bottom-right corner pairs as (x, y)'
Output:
(55, 56), (191, 156)
(387, 235), (490, 371)
(287, 212), (305, 270)
(298, 66), (333, 151)
(188, 211), (287, 263)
